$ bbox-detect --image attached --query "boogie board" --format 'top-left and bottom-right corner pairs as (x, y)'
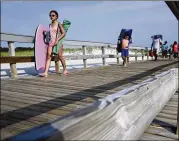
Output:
(34, 24), (49, 73)
(152, 34), (163, 40)
(117, 29), (133, 52)
(118, 29), (133, 42)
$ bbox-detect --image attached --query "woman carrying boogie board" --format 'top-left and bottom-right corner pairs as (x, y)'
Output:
(40, 10), (71, 77)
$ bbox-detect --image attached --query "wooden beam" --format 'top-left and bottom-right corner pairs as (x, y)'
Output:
(165, 1), (179, 21)
(0, 56), (35, 63)
(0, 54), (145, 64)
(8, 41), (17, 78)
(0, 33), (148, 50)
(6, 69), (178, 140)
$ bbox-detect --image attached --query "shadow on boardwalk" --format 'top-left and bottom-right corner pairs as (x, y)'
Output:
(1, 63), (104, 78)
(1, 61), (178, 130)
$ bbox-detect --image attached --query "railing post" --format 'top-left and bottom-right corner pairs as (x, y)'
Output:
(102, 46), (106, 65)
(55, 58), (60, 74)
(142, 49), (144, 61)
(82, 46), (87, 68)
(147, 49), (149, 60)
(116, 50), (119, 65)
(8, 41), (17, 78)
(135, 49), (137, 62)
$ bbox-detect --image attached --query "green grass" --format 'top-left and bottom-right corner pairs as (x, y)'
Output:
(0, 48), (82, 57)
(0, 48), (146, 57)
(1, 50), (34, 57)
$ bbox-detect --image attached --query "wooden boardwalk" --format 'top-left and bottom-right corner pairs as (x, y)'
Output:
(1, 60), (178, 140)
(139, 90), (178, 140)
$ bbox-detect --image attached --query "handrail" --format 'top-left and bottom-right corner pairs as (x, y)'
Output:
(0, 32), (150, 78)
(0, 32), (147, 49)
(6, 68), (178, 140)
(0, 54), (143, 64)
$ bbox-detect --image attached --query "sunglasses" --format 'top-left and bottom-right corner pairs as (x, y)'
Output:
(49, 14), (56, 17)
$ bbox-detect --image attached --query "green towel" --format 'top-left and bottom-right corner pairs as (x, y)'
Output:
(52, 20), (71, 55)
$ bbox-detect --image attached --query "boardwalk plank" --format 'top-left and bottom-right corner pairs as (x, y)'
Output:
(155, 116), (177, 127)
(1, 95), (87, 113)
(1, 94), (85, 112)
(2, 81), (116, 95)
(1, 129), (14, 141)
(161, 109), (177, 115)
(143, 126), (178, 140)
(1, 87), (96, 105)
(0, 60), (178, 140)
(163, 106), (178, 112)
(140, 132), (177, 140)
(1, 86), (100, 102)
(157, 113), (177, 120)
(1, 90), (86, 110)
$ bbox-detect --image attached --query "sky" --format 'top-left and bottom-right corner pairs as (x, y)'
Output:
(1, 1), (178, 48)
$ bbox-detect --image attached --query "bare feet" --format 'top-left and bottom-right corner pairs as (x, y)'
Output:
(39, 73), (48, 77)
(63, 70), (68, 76)
(124, 64), (127, 67)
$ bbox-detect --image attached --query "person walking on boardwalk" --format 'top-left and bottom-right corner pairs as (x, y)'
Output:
(168, 44), (173, 60)
(172, 41), (178, 60)
(121, 35), (129, 67)
(127, 37), (132, 63)
(151, 35), (162, 61)
(40, 10), (68, 77)
(161, 41), (168, 58)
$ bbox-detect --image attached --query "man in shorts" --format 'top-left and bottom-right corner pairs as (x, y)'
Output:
(121, 35), (129, 67)
(151, 35), (162, 61)
(127, 37), (132, 63)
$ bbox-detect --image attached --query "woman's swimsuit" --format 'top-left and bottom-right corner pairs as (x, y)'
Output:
(49, 22), (59, 48)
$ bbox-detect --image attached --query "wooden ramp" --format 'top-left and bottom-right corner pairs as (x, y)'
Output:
(1, 60), (178, 140)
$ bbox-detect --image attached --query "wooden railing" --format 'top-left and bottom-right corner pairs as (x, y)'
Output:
(0, 32), (150, 78)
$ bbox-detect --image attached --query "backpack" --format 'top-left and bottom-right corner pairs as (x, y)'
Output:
(52, 20), (71, 55)
(43, 23), (59, 45)
(43, 30), (51, 45)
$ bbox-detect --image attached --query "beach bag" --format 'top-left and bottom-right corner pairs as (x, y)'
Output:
(116, 40), (122, 52)
(149, 50), (154, 57)
(43, 31), (51, 44)
(52, 20), (71, 55)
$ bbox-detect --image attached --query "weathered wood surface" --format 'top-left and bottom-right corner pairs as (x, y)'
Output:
(0, 54), (144, 64)
(0, 60), (178, 140)
(139, 91), (178, 140)
(7, 41), (17, 78)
